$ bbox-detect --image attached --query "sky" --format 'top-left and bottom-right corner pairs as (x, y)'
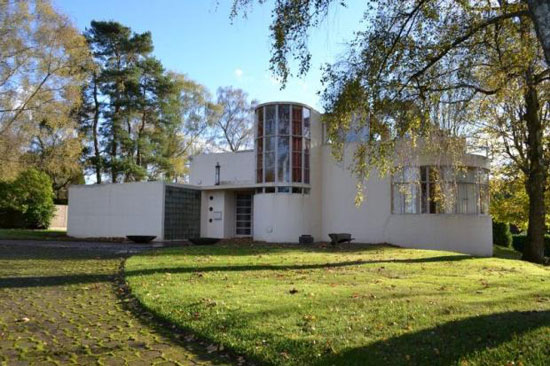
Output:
(53, 0), (365, 111)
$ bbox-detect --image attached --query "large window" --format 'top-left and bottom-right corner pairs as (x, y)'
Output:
(392, 167), (420, 214)
(255, 103), (311, 193)
(392, 166), (489, 215)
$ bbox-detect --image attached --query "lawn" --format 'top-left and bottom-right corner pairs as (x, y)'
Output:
(125, 244), (550, 366)
(0, 228), (67, 240)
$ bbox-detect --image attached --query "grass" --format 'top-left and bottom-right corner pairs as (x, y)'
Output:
(125, 243), (550, 366)
(0, 243), (232, 365)
(0, 228), (67, 240)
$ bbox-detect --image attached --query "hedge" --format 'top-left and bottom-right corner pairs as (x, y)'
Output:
(492, 222), (513, 248)
(512, 235), (550, 257)
(0, 169), (55, 229)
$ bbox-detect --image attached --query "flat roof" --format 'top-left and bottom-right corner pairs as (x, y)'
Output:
(255, 101), (321, 115)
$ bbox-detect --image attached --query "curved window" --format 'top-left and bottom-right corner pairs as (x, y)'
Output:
(255, 103), (311, 193)
(392, 166), (489, 215)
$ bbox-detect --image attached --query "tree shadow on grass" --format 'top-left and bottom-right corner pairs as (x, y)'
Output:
(125, 255), (473, 277)
(0, 274), (114, 288)
(314, 310), (550, 366)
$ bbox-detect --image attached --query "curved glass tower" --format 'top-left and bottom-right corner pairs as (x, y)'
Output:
(255, 102), (311, 193)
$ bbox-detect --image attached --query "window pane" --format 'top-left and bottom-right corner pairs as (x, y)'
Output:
(256, 153), (262, 170)
(304, 139), (310, 154)
(303, 108), (311, 138)
(292, 106), (302, 135)
(304, 168), (310, 184)
(457, 168), (476, 183)
(457, 183), (477, 214)
(265, 105), (276, 135)
(441, 182), (457, 214)
(420, 166), (428, 182)
(265, 152), (275, 182)
(442, 166), (455, 181)
(429, 183), (439, 213)
(278, 104), (290, 135)
(292, 167), (302, 182)
(393, 183), (418, 214)
(257, 108), (263, 137)
(404, 167), (419, 182)
(479, 184), (489, 214)
(265, 136), (276, 152)
(292, 137), (302, 152)
(421, 182), (428, 213)
(479, 169), (489, 184)
(277, 186), (290, 193)
(277, 136), (290, 182)
(395, 167), (419, 183)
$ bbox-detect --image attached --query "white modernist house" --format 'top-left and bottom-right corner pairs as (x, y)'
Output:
(68, 101), (492, 256)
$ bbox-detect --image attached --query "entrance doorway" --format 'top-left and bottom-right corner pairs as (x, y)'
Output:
(235, 193), (253, 236)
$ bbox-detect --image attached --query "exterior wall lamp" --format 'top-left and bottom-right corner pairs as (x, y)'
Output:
(215, 162), (220, 185)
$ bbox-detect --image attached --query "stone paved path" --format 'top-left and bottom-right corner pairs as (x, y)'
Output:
(0, 241), (235, 365)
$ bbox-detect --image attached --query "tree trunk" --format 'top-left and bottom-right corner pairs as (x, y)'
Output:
(522, 79), (546, 264)
(527, 0), (550, 66)
(92, 73), (102, 184)
(111, 112), (118, 183)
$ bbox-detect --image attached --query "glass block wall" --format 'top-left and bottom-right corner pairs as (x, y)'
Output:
(164, 186), (201, 240)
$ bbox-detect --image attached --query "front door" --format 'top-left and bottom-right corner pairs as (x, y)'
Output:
(235, 193), (253, 236)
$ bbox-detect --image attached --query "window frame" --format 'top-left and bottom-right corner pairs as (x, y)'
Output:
(391, 165), (489, 216)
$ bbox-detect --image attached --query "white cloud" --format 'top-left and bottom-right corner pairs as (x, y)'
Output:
(234, 68), (244, 79)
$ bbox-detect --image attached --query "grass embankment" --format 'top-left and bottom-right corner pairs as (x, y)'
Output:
(0, 228), (67, 240)
(125, 244), (550, 366)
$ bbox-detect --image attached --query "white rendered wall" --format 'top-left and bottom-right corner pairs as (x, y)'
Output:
(189, 151), (254, 187)
(385, 215), (493, 256)
(253, 193), (313, 242)
(321, 144), (493, 256)
(321, 145), (391, 244)
(68, 182), (165, 240)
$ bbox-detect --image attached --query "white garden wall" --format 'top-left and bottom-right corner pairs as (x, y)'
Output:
(67, 182), (165, 240)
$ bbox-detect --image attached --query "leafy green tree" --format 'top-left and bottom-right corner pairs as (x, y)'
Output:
(232, 0), (550, 263)
(81, 21), (183, 183)
(158, 72), (221, 181)
(82, 21), (154, 182)
(214, 87), (258, 152)
(490, 169), (550, 231)
(0, 0), (90, 180)
(0, 169), (55, 229)
(22, 119), (84, 202)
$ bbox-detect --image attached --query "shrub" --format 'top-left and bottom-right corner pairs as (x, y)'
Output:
(492, 221), (513, 248)
(0, 169), (55, 229)
(512, 234), (550, 256)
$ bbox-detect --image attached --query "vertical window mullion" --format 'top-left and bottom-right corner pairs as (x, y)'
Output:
(262, 106), (265, 183)
(301, 111), (304, 184)
(275, 104), (279, 185)
(289, 105), (293, 188)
